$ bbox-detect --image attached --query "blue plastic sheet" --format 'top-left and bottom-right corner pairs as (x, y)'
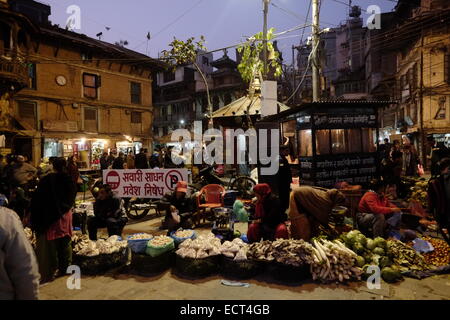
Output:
(412, 238), (434, 253)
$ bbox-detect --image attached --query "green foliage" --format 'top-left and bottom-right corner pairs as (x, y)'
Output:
(236, 28), (282, 83)
(161, 36), (207, 69)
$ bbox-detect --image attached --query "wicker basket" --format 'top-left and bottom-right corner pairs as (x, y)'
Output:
(268, 262), (311, 282)
(174, 254), (220, 279)
(73, 247), (131, 275)
(129, 249), (175, 276)
(220, 256), (265, 279)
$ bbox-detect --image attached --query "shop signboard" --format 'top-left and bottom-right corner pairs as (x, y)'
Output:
(103, 169), (189, 198)
(42, 120), (78, 132)
(312, 114), (377, 128)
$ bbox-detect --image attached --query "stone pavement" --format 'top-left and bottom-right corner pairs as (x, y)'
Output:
(43, 209), (450, 300)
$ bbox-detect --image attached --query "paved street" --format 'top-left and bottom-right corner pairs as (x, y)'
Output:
(39, 214), (450, 300)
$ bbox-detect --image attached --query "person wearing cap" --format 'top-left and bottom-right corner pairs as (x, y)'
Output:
(247, 184), (289, 243)
(357, 179), (402, 238)
(160, 181), (195, 233)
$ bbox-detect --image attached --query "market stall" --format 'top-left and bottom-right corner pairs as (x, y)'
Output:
(257, 101), (391, 188)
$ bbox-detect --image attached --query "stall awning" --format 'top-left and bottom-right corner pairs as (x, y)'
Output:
(212, 94), (290, 119)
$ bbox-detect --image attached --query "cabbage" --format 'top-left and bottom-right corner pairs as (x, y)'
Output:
(366, 239), (376, 251)
(356, 256), (365, 267)
(352, 242), (365, 254)
(373, 247), (385, 256)
(381, 267), (403, 283)
(379, 256), (393, 268)
(355, 234), (367, 247)
(371, 254), (381, 265)
(373, 237), (387, 249)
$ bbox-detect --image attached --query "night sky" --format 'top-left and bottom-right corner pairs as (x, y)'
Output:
(42, 0), (396, 64)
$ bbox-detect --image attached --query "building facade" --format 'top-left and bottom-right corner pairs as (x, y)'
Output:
(1, 0), (163, 167)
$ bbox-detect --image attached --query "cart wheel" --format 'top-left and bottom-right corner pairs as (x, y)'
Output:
(230, 176), (256, 199)
(124, 200), (150, 220)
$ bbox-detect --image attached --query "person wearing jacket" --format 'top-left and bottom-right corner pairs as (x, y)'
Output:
(135, 149), (149, 169)
(88, 184), (128, 240)
(277, 145), (292, 215)
(30, 158), (77, 283)
(67, 155), (80, 187)
(160, 181), (194, 233)
(428, 158), (450, 235)
(112, 152), (125, 169)
(357, 179), (402, 238)
(247, 184), (289, 243)
(0, 206), (40, 300)
(288, 186), (346, 241)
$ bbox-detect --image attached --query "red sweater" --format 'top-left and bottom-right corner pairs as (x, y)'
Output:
(358, 191), (397, 215)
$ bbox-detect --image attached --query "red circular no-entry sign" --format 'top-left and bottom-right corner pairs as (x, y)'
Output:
(105, 171), (121, 189)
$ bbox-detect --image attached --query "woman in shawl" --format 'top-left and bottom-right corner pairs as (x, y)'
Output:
(30, 158), (77, 283)
(247, 184), (289, 243)
(288, 186), (346, 241)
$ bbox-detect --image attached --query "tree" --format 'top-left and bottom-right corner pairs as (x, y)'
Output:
(161, 36), (213, 127)
(237, 28), (282, 83)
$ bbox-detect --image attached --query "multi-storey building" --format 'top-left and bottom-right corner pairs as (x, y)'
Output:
(0, 0), (164, 167)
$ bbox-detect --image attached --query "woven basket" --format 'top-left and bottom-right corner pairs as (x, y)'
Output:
(129, 249), (175, 276)
(73, 247), (131, 275)
(174, 254), (220, 279)
(220, 256), (265, 279)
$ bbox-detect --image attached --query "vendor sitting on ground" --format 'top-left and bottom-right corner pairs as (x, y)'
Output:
(87, 184), (128, 240)
(357, 179), (402, 239)
(160, 181), (195, 233)
(247, 184), (289, 243)
(288, 186), (346, 241)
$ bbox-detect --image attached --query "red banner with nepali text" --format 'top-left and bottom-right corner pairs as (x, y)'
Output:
(103, 169), (189, 198)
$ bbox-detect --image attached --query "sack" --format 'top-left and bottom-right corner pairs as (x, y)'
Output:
(127, 234), (153, 254)
(145, 238), (175, 257)
(417, 164), (424, 176)
(169, 229), (197, 246)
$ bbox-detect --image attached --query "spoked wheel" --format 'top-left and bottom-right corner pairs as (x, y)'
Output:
(124, 198), (151, 220)
(230, 176), (256, 199)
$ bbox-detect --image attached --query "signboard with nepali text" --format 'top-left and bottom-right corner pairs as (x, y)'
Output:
(103, 169), (189, 198)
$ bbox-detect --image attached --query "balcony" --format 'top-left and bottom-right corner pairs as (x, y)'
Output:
(0, 55), (29, 89)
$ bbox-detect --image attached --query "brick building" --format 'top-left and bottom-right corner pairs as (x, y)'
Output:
(0, 0), (164, 167)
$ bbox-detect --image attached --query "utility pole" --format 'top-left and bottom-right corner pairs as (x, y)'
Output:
(263, 0), (270, 79)
(292, 45), (296, 105)
(312, 0), (320, 101)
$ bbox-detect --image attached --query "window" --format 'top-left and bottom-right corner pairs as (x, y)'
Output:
(331, 129), (347, 154)
(17, 101), (37, 130)
(315, 130), (330, 155)
(361, 128), (376, 153)
(28, 63), (36, 89)
(347, 129), (362, 153)
(298, 130), (312, 157)
(81, 51), (93, 62)
(0, 22), (11, 50)
(130, 82), (141, 104)
(18, 101), (36, 118)
(163, 71), (175, 83)
(224, 93), (232, 106)
(213, 96), (220, 111)
(131, 111), (142, 124)
(84, 108), (98, 132)
(83, 73), (100, 99)
(202, 56), (209, 66)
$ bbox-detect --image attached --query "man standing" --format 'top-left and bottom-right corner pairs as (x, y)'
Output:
(135, 148), (149, 169)
(427, 136), (450, 177)
(100, 152), (109, 171)
(112, 152), (125, 169)
(428, 158), (450, 240)
(277, 145), (292, 215)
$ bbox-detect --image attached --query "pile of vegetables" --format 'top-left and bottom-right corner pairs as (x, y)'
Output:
(73, 235), (128, 257)
(247, 241), (275, 262)
(128, 233), (153, 240)
(421, 237), (450, 266)
(340, 230), (404, 283)
(148, 235), (173, 247)
(310, 239), (363, 283)
(406, 180), (428, 208)
(271, 239), (315, 267)
(387, 240), (430, 272)
(174, 230), (195, 238)
(220, 238), (248, 261)
(176, 233), (222, 259)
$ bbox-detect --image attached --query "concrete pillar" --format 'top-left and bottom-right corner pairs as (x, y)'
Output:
(32, 134), (41, 167)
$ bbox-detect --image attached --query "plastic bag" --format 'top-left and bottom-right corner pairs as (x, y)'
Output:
(412, 238), (434, 253)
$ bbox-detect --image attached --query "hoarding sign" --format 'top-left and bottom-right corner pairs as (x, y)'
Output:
(103, 169), (189, 198)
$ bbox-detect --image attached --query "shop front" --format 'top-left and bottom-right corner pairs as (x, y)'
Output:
(257, 101), (389, 189)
